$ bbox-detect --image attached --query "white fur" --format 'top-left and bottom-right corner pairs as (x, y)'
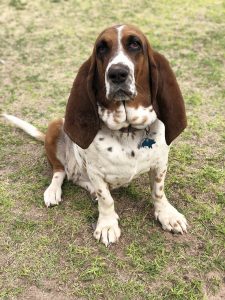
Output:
(86, 119), (169, 189)
(154, 200), (187, 234)
(3, 113), (187, 246)
(98, 103), (157, 131)
(94, 211), (121, 246)
(125, 105), (157, 129)
(2, 114), (45, 142)
(97, 102), (129, 130)
(105, 25), (137, 99)
(46, 118), (172, 245)
(83, 119), (174, 245)
(44, 171), (65, 207)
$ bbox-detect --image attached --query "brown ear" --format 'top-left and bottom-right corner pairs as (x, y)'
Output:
(64, 55), (100, 149)
(148, 47), (187, 145)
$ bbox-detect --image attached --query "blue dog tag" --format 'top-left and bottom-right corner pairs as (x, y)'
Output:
(138, 138), (156, 149)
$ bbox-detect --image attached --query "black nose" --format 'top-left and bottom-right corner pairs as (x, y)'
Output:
(108, 64), (129, 84)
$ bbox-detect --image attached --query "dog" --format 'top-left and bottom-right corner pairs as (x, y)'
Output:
(3, 24), (187, 246)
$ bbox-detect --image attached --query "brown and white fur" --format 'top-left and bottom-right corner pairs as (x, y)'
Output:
(3, 25), (187, 246)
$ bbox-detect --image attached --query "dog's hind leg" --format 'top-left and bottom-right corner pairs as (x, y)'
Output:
(44, 118), (66, 207)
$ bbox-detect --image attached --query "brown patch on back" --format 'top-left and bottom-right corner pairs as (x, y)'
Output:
(45, 118), (64, 172)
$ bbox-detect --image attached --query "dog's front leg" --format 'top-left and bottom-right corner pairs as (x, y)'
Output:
(89, 176), (121, 246)
(150, 166), (188, 234)
(44, 170), (66, 207)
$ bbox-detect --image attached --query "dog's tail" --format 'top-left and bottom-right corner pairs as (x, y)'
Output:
(1, 113), (45, 142)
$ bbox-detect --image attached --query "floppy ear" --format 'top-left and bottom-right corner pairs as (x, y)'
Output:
(148, 46), (187, 145)
(64, 55), (100, 149)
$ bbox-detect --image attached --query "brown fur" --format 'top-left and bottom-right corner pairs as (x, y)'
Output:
(64, 24), (187, 149)
(45, 118), (64, 173)
(151, 51), (187, 144)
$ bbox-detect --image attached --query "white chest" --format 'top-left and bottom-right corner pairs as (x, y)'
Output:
(83, 119), (169, 189)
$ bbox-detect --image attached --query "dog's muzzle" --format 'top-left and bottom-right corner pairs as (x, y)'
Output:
(106, 63), (135, 101)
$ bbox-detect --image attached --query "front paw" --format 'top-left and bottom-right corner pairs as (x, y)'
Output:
(93, 213), (121, 246)
(44, 184), (62, 207)
(154, 201), (187, 234)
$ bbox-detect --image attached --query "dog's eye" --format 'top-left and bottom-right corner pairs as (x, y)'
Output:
(129, 41), (141, 50)
(128, 37), (142, 51)
(97, 41), (108, 55)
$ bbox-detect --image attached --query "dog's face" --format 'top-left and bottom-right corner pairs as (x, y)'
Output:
(64, 24), (187, 149)
(94, 25), (150, 107)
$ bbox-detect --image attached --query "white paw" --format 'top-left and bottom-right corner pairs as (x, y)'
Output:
(44, 184), (62, 207)
(93, 213), (121, 246)
(154, 201), (187, 234)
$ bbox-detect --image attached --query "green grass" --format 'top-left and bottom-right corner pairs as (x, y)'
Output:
(0, 0), (225, 299)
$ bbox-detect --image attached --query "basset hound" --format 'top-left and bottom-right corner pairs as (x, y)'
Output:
(3, 24), (187, 246)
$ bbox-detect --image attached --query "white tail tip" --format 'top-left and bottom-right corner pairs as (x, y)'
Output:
(1, 113), (45, 142)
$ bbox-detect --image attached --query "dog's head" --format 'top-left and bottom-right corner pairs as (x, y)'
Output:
(64, 25), (187, 148)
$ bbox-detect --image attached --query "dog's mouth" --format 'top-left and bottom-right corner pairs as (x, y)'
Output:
(108, 88), (135, 102)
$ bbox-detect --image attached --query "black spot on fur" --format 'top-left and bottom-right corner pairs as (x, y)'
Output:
(131, 151), (135, 157)
(107, 147), (112, 152)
